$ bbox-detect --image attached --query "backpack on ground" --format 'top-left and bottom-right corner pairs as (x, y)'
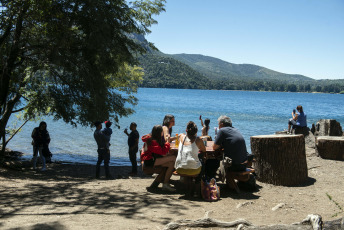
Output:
(201, 177), (220, 202)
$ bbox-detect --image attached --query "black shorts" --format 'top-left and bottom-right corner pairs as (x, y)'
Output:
(144, 159), (155, 167)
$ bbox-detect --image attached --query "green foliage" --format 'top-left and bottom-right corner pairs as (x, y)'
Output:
(171, 54), (314, 83)
(137, 49), (344, 93)
(139, 54), (209, 89)
(0, 0), (165, 153)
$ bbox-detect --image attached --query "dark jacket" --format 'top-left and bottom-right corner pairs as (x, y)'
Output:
(31, 127), (50, 147)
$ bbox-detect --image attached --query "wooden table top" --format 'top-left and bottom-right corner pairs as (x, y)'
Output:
(170, 140), (222, 159)
(170, 141), (215, 152)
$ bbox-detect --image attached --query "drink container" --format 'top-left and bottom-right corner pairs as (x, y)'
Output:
(175, 134), (179, 147)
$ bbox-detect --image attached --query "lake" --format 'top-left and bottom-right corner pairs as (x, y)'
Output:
(7, 88), (344, 166)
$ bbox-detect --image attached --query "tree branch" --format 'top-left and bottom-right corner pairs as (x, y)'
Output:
(11, 107), (26, 113)
(5, 119), (29, 145)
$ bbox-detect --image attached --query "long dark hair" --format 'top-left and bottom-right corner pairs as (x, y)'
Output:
(297, 105), (303, 113)
(148, 125), (164, 148)
(39, 121), (47, 130)
(162, 114), (174, 135)
(204, 118), (210, 132)
(186, 121), (198, 142)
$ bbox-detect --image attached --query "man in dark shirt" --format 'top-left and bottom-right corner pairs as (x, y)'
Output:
(213, 115), (248, 172)
(94, 121), (112, 179)
(124, 122), (139, 176)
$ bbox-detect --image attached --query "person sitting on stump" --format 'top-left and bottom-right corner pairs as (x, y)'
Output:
(287, 105), (307, 134)
(213, 115), (248, 172)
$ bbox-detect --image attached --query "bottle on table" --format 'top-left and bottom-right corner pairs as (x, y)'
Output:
(203, 138), (207, 147)
(175, 134), (179, 147)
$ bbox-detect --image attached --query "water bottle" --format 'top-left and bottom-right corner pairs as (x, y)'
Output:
(214, 127), (218, 140)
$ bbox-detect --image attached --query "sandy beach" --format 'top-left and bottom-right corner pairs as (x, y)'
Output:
(0, 146), (343, 229)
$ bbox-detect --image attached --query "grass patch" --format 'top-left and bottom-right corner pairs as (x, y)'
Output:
(326, 193), (344, 217)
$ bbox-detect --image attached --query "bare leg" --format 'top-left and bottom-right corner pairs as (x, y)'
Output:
(154, 155), (176, 183)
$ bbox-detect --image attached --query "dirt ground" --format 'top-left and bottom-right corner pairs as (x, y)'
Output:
(0, 147), (343, 230)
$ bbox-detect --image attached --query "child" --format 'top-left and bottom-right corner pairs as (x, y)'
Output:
(102, 121), (112, 148)
(199, 115), (210, 136)
(124, 122), (139, 176)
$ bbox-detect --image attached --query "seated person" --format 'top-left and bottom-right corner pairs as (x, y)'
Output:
(162, 114), (177, 142)
(288, 105), (307, 134)
(213, 115), (248, 172)
(142, 125), (176, 192)
(199, 115), (211, 136)
(175, 121), (206, 176)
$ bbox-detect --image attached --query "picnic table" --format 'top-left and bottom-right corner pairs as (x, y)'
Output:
(170, 140), (222, 159)
(170, 140), (255, 193)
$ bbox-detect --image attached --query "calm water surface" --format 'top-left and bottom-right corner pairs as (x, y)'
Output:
(8, 88), (344, 166)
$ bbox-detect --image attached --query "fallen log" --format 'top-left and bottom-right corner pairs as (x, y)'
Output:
(163, 214), (329, 230)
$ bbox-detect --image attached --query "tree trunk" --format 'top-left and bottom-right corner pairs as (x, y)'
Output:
(251, 134), (308, 186)
(315, 136), (344, 160)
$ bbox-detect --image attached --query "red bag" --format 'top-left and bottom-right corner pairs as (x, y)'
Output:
(140, 134), (152, 161)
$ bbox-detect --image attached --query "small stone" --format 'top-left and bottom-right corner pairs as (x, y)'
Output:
(236, 201), (254, 208)
(272, 203), (286, 211)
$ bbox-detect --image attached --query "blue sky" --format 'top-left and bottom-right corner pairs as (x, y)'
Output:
(146, 0), (344, 80)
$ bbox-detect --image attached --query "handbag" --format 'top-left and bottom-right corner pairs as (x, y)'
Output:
(42, 146), (53, 163)
(201, 177), (220, 202)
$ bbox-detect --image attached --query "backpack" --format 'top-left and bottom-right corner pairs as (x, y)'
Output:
(140, 134), (152, 162)
(201, 178), (220, 202)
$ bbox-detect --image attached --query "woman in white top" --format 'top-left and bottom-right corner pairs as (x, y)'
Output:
(175, 121), (206, 176)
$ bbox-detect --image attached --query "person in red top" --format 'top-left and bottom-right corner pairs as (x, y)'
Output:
(142, 125), (176, 192)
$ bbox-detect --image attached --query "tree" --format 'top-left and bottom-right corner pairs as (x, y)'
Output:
(287, 84), (297, 92)
(0, 0), (166, 158)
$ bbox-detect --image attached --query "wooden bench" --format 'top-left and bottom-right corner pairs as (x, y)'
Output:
(174, 172), (200, 196)
(226, 168), (255, 193)
(142, 162), (168, 188)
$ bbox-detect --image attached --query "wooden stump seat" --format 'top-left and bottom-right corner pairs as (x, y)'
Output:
(251, 134), (308, 186)
(294, 126), (310, 136)
(316, 136), (344, 161)
(174, 172), (199, 196)
(226, 168), (255, 193)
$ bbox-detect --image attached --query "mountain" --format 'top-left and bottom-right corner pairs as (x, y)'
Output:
(132, 35), (344, 93)
(138, 54), (209, 89)
(171, 54), (314, 83)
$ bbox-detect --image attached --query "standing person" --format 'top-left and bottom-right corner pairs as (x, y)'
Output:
(102, 120), (112, 149)
(162, 114), (176, 142)
(199, 115), (210, 136)
(124, 122), (139, 176)
(142, 125), (176, 191)
(31, 121), (50, 171)
(287, 105), (307, 134)
(94, 121), (113, 179)
(213, 115), (248, 172)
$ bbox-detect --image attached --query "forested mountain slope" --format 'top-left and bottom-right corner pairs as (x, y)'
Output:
(171, 53), (314, 83)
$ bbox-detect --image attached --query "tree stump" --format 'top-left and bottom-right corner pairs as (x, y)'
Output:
(251, 134), (308, 186)
(313, 119), (343, 136)
(315, 136), (344, 160)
